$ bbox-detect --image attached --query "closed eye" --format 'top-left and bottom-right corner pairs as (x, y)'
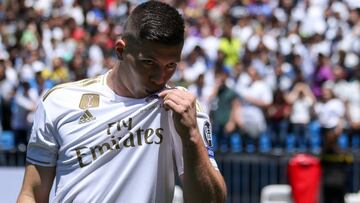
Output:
(141, 59), (155, 66)
(167, 63), (178, 70)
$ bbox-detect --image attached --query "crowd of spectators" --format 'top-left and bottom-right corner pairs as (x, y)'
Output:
(0, 0), (359, 154)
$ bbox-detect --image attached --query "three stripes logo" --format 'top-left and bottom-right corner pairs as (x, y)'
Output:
(79, 110), (96, 124)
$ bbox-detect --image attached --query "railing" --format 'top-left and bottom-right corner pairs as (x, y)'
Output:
(1, 150), (360, 203)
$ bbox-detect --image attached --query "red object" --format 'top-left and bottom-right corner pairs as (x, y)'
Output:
(106, 0), (115, 12)
(288, 154), (322, 203)
(72, 27), (86, 41)
(205, 0), (217, 10)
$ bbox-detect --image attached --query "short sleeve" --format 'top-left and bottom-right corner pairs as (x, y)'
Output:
(26, 100), (59, 167)
(196, 112), (219, 170)
(171, 110), (219, 177)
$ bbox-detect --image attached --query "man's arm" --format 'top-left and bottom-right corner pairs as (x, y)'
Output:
(17, 164), (55, 203)
(180, 133), (227, 203)
(159, 89), (227, 203)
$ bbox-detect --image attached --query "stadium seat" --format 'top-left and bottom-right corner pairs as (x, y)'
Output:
(0, 131), (15, 151)
(286, 133), (296, 153)
(309, 121), (321, 153)
(338, 133), (349, 150)
(259, 132), (271, 153)
(230, 132), (242, 153)
(260, 184), (293, 203)
(345, 191), (360, 203)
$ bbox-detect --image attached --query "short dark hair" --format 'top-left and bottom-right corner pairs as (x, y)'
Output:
(123, 1), (184, 45)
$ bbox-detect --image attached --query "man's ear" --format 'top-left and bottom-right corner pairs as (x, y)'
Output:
(115, 39), (126, 60)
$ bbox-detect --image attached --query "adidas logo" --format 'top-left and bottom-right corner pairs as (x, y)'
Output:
(79, 110), (96, 124)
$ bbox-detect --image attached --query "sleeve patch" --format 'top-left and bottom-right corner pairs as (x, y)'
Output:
(203, 121), (213, 147)
(207, 147), (215, 158)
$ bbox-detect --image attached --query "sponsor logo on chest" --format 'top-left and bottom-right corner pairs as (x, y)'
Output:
(74, 117), (165, 168)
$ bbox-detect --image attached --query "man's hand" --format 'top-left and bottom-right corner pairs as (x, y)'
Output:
(159, 88), (199, 143)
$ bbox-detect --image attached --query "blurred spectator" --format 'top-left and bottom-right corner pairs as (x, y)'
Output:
(108, 0), (131, 23)
(86, 0), (106, 36)
(274, 53), (296, 91)
(199, 23), (219, 66)
(315, 81), (345, 153)
(247, 0), (272, 17)
(231, 8), (253, 47)
(235, 65), (273, 152)
(218, 23), (241, 69)
(188, 74), (211, 114)
(69, 43), (89, 81)
(346, 68), (360, 151)
(267, 88), (290, 150)
(29, 70), (54, 102)
(49, 57), (70, 84)
(332, 65), (349, 101)
(311, 53), (335, 98)
(251, 48), (277, 90)
(182, 46), (207, 83)
(0, 60), (17, 130)
(286, 80), (316, 150)
(208, 64), (238, 152)
(0, 62), (5, 133)
(11, 81), (36, 148)
(87, 36), (106, 77)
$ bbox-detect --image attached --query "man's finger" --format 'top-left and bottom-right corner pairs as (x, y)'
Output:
(163, 99), (184, 113)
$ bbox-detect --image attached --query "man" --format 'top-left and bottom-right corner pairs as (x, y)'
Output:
(17, 1), (226, 203)
(234, 65), (273, 152)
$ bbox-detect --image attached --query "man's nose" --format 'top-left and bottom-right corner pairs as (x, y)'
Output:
(150, 68), (167, 85)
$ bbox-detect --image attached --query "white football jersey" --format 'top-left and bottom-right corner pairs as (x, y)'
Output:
(26, 72), (217, 203)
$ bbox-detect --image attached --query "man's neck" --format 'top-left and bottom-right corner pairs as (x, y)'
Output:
(107, 67), (131, 97)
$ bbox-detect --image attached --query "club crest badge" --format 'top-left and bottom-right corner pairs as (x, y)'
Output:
(79, 94), (99, 109)
(203, 121), (213, 147)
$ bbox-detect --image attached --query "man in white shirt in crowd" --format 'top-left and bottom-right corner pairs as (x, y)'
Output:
(346, 68), (360, 151)
(315, 81), (345, 153)
(17, 1), (226, 203)
(287, 81), (316, 150)
(235, 65), (273, 152)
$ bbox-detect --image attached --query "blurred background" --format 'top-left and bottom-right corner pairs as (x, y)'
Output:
(0, 0), (359, 202)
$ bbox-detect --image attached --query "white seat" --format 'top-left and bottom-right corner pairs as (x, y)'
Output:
(260, 184), (293, 203)
(345, 192), (360, 203)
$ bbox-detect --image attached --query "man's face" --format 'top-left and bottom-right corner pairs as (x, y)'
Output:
(321, 87), (332, 101)
(247, 67), (258, 81)
(120, 40), (183, 98)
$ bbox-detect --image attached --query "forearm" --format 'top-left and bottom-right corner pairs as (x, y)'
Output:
(17, 164), (55, 203)
(182, 129), (227, 203)
(334, 121), (344, 136)
(17, 189), (50, 203)
(17, 193), (36, 203)
(17, 188), (49, 203)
